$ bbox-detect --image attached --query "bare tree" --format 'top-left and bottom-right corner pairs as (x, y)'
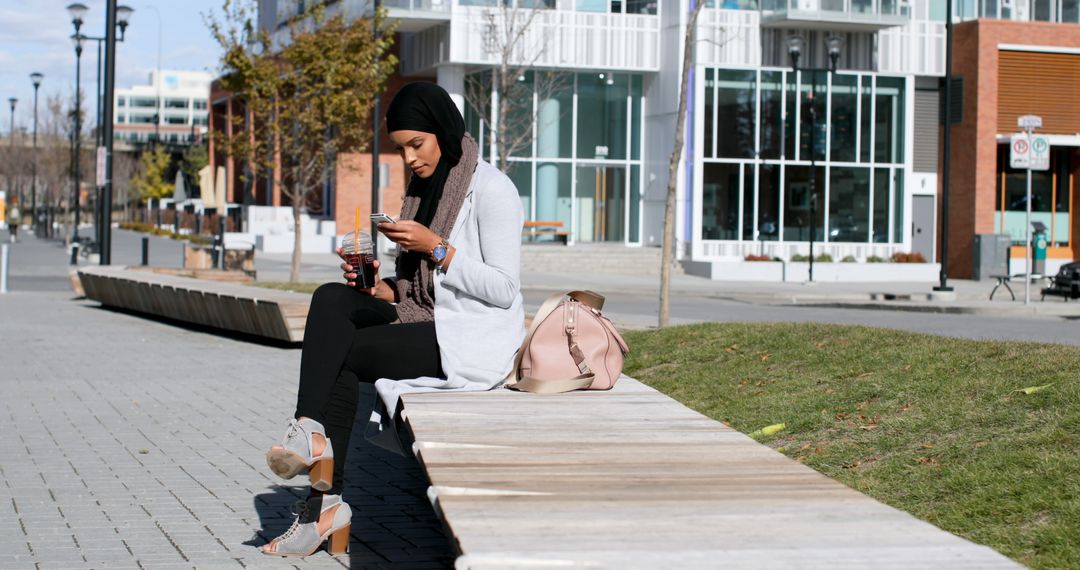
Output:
(463, 2), (570, 176)
(659, 0), (705, 328)
(209, 0), (397, 283)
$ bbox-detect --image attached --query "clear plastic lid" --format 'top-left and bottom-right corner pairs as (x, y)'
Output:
(340, 231), (373, 254)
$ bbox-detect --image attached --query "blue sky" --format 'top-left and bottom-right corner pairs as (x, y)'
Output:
(0, 0), (227, 132)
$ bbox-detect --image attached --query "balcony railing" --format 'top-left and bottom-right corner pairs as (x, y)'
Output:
(760, 0), (910, 29)
(447, 5), (660, 71)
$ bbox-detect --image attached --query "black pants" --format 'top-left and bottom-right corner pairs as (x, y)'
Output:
(294, 283), (442, 495)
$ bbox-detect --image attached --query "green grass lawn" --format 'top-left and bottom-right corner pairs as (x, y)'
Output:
(623, 322), (1079, 570)
(252, 281), (322, 294)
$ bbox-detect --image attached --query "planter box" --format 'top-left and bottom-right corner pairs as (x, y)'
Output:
(683, 260), (941, 282)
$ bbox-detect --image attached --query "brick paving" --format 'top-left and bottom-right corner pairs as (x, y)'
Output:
(0, 235), (454, 569)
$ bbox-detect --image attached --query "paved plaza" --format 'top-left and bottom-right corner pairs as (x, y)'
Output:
(0, 235), (455, 569)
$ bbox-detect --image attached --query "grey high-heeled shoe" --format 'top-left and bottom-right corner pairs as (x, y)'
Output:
(261, 495), (352, 557)
(266, 418), (334, 491)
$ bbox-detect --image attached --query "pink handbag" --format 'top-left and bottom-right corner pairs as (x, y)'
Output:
(505, 291), (630, 394)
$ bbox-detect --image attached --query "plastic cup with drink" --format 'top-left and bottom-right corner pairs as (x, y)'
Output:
(340, 231), (377, 289)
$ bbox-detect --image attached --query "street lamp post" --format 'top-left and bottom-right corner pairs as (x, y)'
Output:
(30, 73), (43, 236)
(788, 34), (843, 283)
(7, 97), (15, 233)
(68, 3), (132, 260)
(68, 3), (88, 264)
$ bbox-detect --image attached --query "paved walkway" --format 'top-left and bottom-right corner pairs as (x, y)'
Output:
(0, 235), (454, 569)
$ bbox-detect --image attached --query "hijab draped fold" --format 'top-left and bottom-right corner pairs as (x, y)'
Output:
(385, 82), (478, 324)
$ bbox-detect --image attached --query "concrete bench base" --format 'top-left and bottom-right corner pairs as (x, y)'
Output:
(78, 265), (310, 342)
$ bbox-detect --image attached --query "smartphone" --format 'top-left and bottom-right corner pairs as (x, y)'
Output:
(370, 213), (397, 224)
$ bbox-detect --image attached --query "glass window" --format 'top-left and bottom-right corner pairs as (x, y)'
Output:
(800, 71), (827, 162)
(782, 165), (825, 241)
(702, 163), (741, 240)
(1033, 0), (1054, 21)
(165, 98), (189, 109)
(758, 164), (780, 241)
(631, 75), (642, 160)
(860, 75), (872, 163)
(1065, 0), (1080, 23)
(118, 98), (126, 107)
(625, 0), (657, 14)
(785, 71), (797, 159)
(742, 164), (756, 241)
(873, 167), (889, 243)
(875, 76), (904, 164)
(166, 116), (187, 125)
(630, 165), (641, 243)
(536, 162), (572, 240)
(194, 100), (208, 110)
(929, 0), (946, 20)
(576, 0), (607, 11)
(828, 167), (870, 242)
(131, 97), (157, 108)
(759, 71), (783, 160)
(715, 70), (756, 159)
(508, 161), (533, 221)
(830, 73), (858, 162)
(576, 73), (629, 160)
(536, 73), (573, 159)
(704, 69), (715, 159)
(892, 169), (904, 243)
(1000, 150), (1054, 244)
(503, 71), (534, 160)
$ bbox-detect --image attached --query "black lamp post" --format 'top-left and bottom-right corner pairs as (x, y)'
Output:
(7, 97), (15, 232)
(68, 3), (132, 260)
(934, 0), (955, 292)
(68, 3), (88, 263)
(30, 73), (43, 236)
(788, 34), (842, 283)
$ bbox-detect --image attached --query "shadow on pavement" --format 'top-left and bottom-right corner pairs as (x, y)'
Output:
(247, 387), (456, 568)
(86, 303), (304, 349)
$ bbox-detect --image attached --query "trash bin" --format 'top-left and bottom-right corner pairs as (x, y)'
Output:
(1032, 223), (1047, 275)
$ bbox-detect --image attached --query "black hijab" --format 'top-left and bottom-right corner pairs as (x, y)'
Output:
(385, 82), (466, 227)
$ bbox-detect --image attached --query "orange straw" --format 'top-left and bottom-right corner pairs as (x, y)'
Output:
(354, 207), (360, 252)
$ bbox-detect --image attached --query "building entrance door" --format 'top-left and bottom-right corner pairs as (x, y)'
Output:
(912, 194), (935, 262)
(575, 165), (627, 243)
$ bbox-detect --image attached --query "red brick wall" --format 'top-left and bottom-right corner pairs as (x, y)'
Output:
(334, 152), (408, 238)
(943, 19), (1080, 278)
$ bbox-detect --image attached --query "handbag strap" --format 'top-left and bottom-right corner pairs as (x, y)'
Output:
(505, 290), (605, 393)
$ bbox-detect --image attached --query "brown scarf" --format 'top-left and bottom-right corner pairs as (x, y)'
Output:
(393, 133), (479, 323)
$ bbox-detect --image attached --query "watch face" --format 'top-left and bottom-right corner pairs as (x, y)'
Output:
(433, 244), (447, 261)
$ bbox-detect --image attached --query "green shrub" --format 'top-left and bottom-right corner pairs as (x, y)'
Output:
(814, 254), (833, 262)
(791, 254), (809, 262)
(867, 255), (886, 263)
(841, 255), (857, 263)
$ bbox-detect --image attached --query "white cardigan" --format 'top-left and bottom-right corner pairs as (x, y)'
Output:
(365, 159), (526, 453)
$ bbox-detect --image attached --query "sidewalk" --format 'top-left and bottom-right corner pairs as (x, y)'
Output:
(251, 243), (1077, 319)
(0, 237), (454, 569)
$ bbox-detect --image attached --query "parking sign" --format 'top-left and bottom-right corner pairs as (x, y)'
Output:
(1010, 133), (1050, 171)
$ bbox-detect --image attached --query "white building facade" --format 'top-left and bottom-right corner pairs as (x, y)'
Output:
(114, 70), (212, 146)
(259, 0), (955, 266)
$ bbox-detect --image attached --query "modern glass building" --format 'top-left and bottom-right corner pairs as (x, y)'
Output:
(243, 0), (1080, 277)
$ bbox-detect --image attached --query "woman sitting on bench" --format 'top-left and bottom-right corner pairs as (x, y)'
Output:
(259, 82), (526, 557)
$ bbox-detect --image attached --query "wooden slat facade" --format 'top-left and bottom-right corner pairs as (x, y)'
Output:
(998, 49), (1080, 134)
(401, 379), (1023, 569)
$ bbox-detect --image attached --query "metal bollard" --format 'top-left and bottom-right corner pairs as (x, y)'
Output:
(70, 242), (79, 266)
(1, 244), (9, 294)
(141, 236), (149, 266)
(218, 217), (227, 270)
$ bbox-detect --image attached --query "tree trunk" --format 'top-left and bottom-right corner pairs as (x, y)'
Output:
(291, 201), (302, 283)
(659, 0), (704, 328)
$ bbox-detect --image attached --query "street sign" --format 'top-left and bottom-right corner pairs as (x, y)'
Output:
(1010, 133), (1050, 171)
(1018, 115), (1043, 129)
(1030, 135), (1050, 171)
(95, 146), (107, 187)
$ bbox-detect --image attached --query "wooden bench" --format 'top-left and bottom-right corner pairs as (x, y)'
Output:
(522, 220), (570, 244)
(77, 265), (310, 342)
(398, 379), (1022, 569)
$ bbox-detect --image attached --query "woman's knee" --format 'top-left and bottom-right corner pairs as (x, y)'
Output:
(311, 282), (351, 307)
